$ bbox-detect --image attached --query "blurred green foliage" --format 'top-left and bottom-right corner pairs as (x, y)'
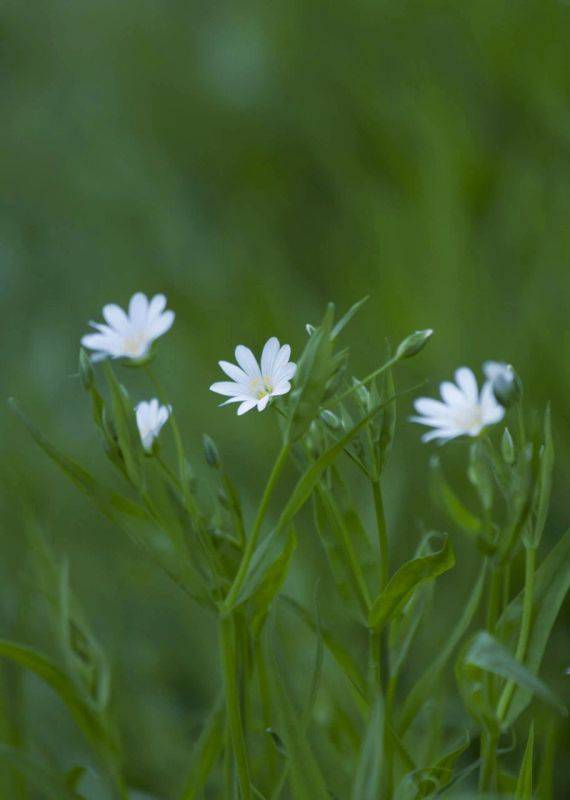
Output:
(1, 0), (568, 796)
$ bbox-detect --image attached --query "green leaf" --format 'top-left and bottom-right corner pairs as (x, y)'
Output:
(398, 560), (486, 735)
(277, 395), (397, 537)
(429, 456), (483, 536)
(368, 535), (455, 630)
(9, 399), (149, 524)
(103, 362), (144, 487)
(0, 745), (83, 800)
(536, 719), (556, 800)
(0, 640), (122, 771)
(515, 723), (534, 800)
(456, 631), (565, 730)
(179, 693), (225, 800)
(280, 595), (368, 702)
(286, 304), (335, 443)
(234, 527), (297, 625)
(350, 692), (385, 800)
(498, 529), (570, 726)
(331, 296), (369, 340)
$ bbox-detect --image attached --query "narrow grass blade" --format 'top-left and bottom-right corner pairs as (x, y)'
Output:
(498, 529), (570, 726)
(398, 560), (486, 734)
(515, 722), (534, 800)
(350, 692), (385, 800)
(179, 692), (225, 800)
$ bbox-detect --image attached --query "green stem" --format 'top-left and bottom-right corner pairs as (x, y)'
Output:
(328, 354), (401, 409)
(219, 615), (252, 800)
(371, 479), (389, 593)
(496, 546), (536, 722)
(223, 443), (290, 611)
(479, 731), (499, 793)
(321, 488), (370, 614)
(479, 566), (502, 792)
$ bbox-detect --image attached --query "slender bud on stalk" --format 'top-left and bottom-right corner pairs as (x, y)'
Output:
(395, 329), (433, 360)
(320, 409), (342, 430)
(203, 434), (221, 468)
(501, 427), (515, 465)
(79, 348), (94, 390)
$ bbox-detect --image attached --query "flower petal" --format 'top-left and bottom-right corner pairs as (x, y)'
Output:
(273, 344), (292, 374)
(148, 310), (175, 339)
(261, 337), (280, 376)
(102, 304), (129, 333)
(219, 360), (249, 383)
(414, 397), (450, 418)
(129, 292), (149, 325)
(210, 381), (244, 397)
(439, 381), (467, 408)
(257, 395), (270, 411)
(235, 345), (261, 378)
(271, 381), (291, 397)
(454, 367), (478, 403)
(237, 399), (257, 415)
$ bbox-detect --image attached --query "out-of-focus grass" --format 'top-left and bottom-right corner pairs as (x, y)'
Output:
(1, 0), (568, 795)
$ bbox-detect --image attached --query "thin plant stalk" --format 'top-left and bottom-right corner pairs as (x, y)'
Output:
(219, 615), (252, 800)
(496, 546), (536, 722)
(223, 443), (290, 611)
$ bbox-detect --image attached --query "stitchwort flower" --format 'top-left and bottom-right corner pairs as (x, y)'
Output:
(81, 292), (175, 362)
(135, 399), (171, 452)
(210, 337), (296, 415)
(412, 367), (504, 443)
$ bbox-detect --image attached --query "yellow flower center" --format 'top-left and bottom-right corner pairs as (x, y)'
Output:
(250, 376), (274, 400)
(122, 334), (148, 358)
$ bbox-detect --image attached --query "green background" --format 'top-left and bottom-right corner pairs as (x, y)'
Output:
(1, 0), (568, 796)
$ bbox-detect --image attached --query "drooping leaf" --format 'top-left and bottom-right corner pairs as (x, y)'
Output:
(456, 631), (565, 731)
(368, 535), (455, 631)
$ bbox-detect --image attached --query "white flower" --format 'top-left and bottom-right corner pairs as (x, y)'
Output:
(135, 399), (171, 451)
(412, 367), (505, 444)
(210, 337), (296, 415)
(81, 292), (175, 362)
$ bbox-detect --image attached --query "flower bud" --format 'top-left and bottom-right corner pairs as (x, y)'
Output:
(79, 348), (94, 391)
(501, 427), (515, 465)
(305, 323), (316, 336)
(395, 329), (433, 360)
(483, 361), (522, 408)
(202, 434), (221, 468)
(319, 409), (341, 430)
